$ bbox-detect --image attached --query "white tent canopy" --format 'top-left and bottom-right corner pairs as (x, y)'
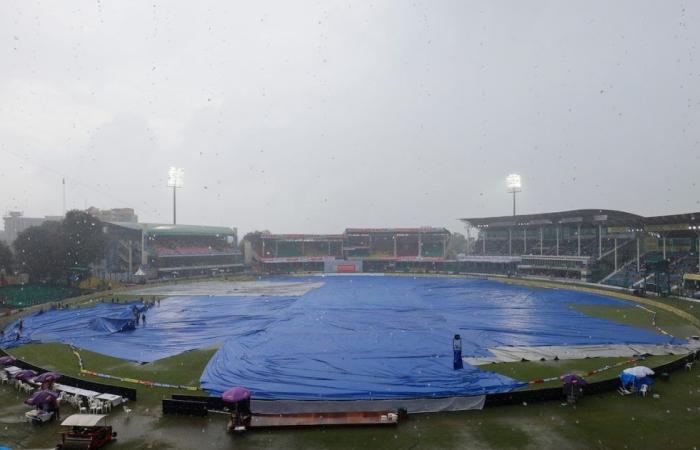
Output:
(61, 414), (108, 427)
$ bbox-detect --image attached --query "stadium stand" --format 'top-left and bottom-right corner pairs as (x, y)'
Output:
(102, 222), (242, 281)
(461, 209), (700, 290)
(243, 210), (699, 295)
(247, 228), (450, 274)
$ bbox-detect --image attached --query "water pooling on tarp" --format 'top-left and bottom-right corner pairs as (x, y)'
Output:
(1, 276), (677, 399)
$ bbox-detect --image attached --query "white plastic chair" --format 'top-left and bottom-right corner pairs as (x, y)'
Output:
(640, 384), (649, 397)
(92, 400), (104, 414)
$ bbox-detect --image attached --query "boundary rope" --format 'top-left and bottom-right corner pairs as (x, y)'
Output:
(527, 355), (646, 385)
(71, 347), (201, 391)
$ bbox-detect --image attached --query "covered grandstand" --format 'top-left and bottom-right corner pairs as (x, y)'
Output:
(248, 227), (451, 273)
(461, 210), (700, 292)
(102, 222), (243, 281)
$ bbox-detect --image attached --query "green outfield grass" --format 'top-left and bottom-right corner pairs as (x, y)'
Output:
(3, 353), (700, 450)
(485, 355), (681, 389)
(573, 303), (700, 339)
(7, 343), (217, 408)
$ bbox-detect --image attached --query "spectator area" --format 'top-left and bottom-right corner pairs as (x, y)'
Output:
(0, 285), (82, 309)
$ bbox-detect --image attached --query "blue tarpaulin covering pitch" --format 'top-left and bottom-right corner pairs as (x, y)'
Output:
(1, 297), (293, 362)
(1, 276), (678, 400)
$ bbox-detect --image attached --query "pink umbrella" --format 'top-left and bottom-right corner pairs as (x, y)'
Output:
(14, 369), (37, 381)
(34, 372), (62, 383)
(561, 374), (587, 385)
(222, 387), (251, 403)
(25, 390), (58, 406)
(0, 356), (16, 366)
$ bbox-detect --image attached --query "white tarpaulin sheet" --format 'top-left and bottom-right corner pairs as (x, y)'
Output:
(128, 280), (324, 297)
(465, 341), (700, 365)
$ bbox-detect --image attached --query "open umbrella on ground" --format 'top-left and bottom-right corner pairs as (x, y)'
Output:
(24, 390), (58, 406)
(561, 374), (588, 385)
(623, 366), (655, 378)
(0, 356), (16, 366)
(222, 387), (251, 403)
(14, 369), (37, 382)
(34, 372), (62, 383)
(562, 374), (588, 404)
(223, 387), (252, 431)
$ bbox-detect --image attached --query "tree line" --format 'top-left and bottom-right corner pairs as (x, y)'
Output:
(0, 210), (107, 283)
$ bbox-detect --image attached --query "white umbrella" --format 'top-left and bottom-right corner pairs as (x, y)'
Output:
(623, 366), (655, 378)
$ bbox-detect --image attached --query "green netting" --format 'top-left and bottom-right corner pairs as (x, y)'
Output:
(421, 243), (444, 257)
(277, 242), (302, 257)
(0, 285), (82, 308)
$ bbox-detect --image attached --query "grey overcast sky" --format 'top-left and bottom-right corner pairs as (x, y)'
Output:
(1, 1), (699, 235)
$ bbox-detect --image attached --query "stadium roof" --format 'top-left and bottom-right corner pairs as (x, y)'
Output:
(260, 234), (346, 241)
(108, 222), (236, 237)
(461, 209), (644, 228)
(345, 227), (450, 234)
(644, 212), (700, 226)
(461, 209), (700, 232)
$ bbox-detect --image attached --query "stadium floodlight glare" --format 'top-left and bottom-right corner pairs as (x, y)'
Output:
(168, 167), (184, 225)
(506, 173), (521, 190)
(167, 167), (185, 188)
(506, 173), (522, 216)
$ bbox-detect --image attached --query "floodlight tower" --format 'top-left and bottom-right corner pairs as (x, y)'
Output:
(167, 167), (184, 225)
(506, 173), (522, 216)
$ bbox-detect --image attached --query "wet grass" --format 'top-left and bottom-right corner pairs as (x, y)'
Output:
(573, 303), (700, 339)
(4, 340), (692, 450)
(7, 343), (216, 409)
(4, 278), (700, 448)
(5, 366), (700, 449)
(479, 300), (696, 389)
(485, 355), (680, 389)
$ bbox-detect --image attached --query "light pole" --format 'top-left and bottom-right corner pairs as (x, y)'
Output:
(167, 167), (184, 225)
(506, 173), (522, 216)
